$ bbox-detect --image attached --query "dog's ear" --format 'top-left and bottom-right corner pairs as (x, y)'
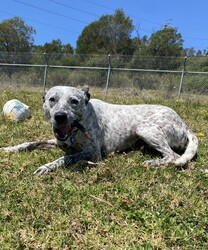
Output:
(81, 85), (90, 104)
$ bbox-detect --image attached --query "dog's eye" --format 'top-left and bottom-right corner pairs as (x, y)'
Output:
(49, 97), (55, 102)
(71, 99), (79, 105)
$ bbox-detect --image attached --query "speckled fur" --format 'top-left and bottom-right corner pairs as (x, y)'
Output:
(0, 86), (198, 174)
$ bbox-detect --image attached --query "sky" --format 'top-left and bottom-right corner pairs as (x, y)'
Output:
(1, 0), (208, 52)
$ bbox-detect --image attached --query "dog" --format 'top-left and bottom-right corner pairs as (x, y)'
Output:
(0, 86), (198, 174)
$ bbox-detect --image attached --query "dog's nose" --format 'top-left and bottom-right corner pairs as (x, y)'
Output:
(54, 112), (67, 123)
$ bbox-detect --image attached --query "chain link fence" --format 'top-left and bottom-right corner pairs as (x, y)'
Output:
(0, 53), (208, 100)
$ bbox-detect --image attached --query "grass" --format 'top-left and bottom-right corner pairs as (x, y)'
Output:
(0, 86), (207, 249)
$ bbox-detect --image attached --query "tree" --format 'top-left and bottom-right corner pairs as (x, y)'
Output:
(33, 39), (74, 65)
(182, 47), (196, 57)
(76, 9), (134, 55)
(133, 27), (184, 70)
(0, 17), (36, 64)
(147, 27), (184, 57)
(196, 50), (203, 57)
(131, 27), (185, 70)
(35, 39), (73, 55)
(130, 36), (152, 69)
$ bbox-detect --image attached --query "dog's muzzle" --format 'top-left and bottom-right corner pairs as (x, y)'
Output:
(53, 112), (94, 142)
(53, 112), (73, 141)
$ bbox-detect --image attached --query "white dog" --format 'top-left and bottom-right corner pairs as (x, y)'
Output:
(0, 86), (198, 174)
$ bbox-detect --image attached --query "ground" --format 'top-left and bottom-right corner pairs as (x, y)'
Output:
(0, 86), (207, 249)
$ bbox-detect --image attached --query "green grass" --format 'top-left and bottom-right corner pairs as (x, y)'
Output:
(0, 87), (207, 249)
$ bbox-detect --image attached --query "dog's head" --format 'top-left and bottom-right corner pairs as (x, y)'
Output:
(43, 86), (90, 141)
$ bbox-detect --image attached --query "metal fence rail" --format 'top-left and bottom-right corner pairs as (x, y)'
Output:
(0, 53), (208, 100)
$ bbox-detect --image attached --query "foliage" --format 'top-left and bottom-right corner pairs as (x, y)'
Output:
(34, 39), (73, 55)
(0, 17), (35, 64)
(147, 27), (184, 57)
(0, 11), (206, 62)
(183, 47), (197, 57)
(197, 57), (208, 72)
(32, 39), (74, 65)
(0, 87), (207, 249)
(76, 9), (134, 55)
(131, 27), (184, 70)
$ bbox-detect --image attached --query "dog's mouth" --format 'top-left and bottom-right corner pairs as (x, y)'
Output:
(53, 120), (94, 142)
(53, 124), (74, 141)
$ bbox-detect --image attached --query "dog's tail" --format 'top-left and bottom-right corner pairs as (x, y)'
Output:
(175, 130), (198, 166)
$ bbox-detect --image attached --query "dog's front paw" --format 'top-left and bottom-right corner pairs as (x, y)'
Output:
(34, 166), (51, 175)
(143, 157), (173, 167)
(143, 159), (161, 167)
(34, 157), (65, 175)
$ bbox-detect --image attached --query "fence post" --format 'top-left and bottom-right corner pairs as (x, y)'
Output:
(178, 56), (187, 99)
(43, 52), (49, 93)
(105, 54), (111, 98)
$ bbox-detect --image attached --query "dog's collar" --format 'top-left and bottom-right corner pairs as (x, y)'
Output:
(58, 121), (94, 145)
(68, 127), (78, 145)
(72, 120), (94, 142)
(55, 120), (93, 143)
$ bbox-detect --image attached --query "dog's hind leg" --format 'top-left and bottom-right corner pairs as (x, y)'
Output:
(137, 128), (180, 167)
(0, 139), (56, 152)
